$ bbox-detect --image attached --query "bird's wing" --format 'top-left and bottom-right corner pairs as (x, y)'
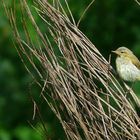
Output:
(131, 55), (140, 69)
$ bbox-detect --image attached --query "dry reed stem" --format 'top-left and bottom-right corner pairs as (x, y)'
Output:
(3, 0), (140, 139)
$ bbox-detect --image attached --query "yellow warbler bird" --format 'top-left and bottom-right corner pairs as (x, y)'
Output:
(112, 47), (140, 82)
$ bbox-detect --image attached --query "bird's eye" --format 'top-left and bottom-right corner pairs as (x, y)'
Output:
(120, 51), (124, 53)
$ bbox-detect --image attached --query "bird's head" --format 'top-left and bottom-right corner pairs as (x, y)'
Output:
(112, 47), (133, 58)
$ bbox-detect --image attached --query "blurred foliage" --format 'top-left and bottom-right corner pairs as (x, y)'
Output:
(0, 0), (140, 139)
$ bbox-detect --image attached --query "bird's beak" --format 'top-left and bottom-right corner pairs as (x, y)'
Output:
(112, 50), (119, 55)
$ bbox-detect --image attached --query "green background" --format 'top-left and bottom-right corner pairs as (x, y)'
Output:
(0, 0), (140, 139)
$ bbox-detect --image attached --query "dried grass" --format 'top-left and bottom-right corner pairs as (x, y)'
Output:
(3, 0), (140, 139)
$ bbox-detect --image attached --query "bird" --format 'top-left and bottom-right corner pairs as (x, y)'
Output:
(112, 47), (140, 82)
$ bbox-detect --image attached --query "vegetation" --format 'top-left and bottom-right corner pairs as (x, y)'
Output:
(1, 0), (140, 139)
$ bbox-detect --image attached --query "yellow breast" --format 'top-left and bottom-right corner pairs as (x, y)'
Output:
(116, 57), (140, 82)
